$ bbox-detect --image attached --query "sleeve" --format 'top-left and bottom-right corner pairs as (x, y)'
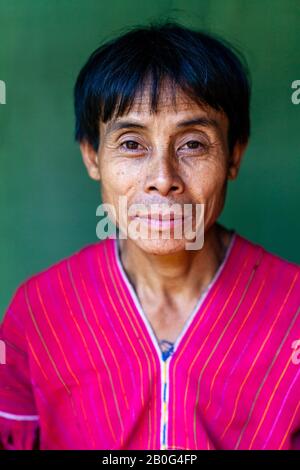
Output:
(0, 283), (40, 450)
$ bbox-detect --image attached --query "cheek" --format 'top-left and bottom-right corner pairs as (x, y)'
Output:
(188, 162), (228, 225)
(100, 162), (130, 197)
(99, 161), (142, 214)
(189, 160), (227, 201)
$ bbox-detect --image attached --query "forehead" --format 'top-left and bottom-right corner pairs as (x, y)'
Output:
(129, 83), (201, 113)
(101, 82), (228, 133)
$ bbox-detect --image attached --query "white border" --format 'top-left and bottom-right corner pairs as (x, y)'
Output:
(0, 410), (39, 421)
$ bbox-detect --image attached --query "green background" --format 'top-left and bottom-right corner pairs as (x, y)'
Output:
(0, 0), (299, 318)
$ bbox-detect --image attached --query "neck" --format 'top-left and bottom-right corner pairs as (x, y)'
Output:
(117, 222), (233, 303)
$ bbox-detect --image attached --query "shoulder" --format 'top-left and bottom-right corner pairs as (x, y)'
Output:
(20, 236), (114, 288)
(3, 237), (115, 325)
(235, 231), (299, 270)
(234, 231), (300, 296)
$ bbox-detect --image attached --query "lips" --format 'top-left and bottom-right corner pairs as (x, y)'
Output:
(128, 211), (193, 233)
(133, 213), (184, 221)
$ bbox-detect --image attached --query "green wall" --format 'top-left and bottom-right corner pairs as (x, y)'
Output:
(1, 0), (299, 318)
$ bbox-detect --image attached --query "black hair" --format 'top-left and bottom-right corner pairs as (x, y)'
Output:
(74, 21), (251, 154)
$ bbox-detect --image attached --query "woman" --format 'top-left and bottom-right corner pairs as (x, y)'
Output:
(1, 22), (299, 450)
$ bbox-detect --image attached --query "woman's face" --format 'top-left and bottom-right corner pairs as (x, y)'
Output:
(80, 84), (246, 254)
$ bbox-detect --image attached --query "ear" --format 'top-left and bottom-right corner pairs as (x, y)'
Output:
(227, 140), (248, 180)
(79, 140), (101, 181)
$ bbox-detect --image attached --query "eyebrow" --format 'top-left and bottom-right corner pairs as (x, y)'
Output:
(104, 116), (220, 136)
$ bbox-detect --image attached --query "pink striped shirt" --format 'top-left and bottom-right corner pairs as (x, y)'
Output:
(1, 231), (300, 450)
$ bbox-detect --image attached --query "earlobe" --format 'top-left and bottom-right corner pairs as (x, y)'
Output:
(79, 140), (101, 181)
(227, 165), (238, 180)
(227, 140), (248, 180)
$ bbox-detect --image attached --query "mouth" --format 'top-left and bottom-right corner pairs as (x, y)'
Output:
(129, 213), (192, 231)
(133, 213), (184, 221)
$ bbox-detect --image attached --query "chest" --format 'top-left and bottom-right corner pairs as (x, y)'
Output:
(137, 298), (199, 344)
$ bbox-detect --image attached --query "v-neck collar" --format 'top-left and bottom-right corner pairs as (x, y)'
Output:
(112, 230), (237, 363)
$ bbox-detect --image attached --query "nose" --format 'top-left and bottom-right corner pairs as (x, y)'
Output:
(144, 151), (184, 197)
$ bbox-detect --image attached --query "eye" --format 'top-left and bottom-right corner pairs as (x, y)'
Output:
(178, 139), (209, 156)
(182, 140), (204, 150)
(120, 140), (143, 151)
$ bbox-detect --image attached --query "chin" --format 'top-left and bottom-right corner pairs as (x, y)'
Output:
(129, 237), (200, 255)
